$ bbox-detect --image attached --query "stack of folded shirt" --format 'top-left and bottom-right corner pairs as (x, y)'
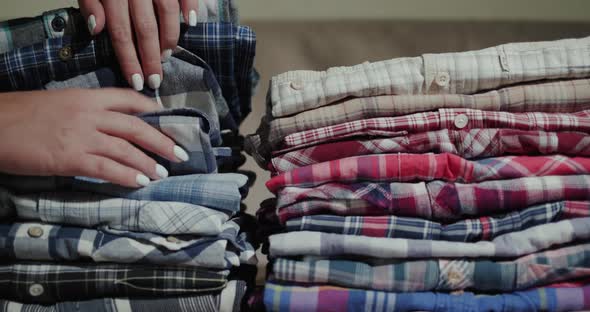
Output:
(247, 37), (590, 312)
(0, 3), (258, 312)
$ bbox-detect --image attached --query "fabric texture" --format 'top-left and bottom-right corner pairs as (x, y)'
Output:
(269, 217), (590, 259)
(0, 262), (227, 304)
(264, 282), (590, 312)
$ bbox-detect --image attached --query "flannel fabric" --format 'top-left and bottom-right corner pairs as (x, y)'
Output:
(269, 217), (590, 259)
(0, 221), (255, 269)
(0, 4), (238, 54)
(282, 201), (590, 241)
(283, 109), (590, 150)
(0, 280), (246, 312)
(6, 191), (230, 235)
(271, 129), (590, 173)
(247, 78), (590, 162)
(276, 175), (590, 221)
(0, 262), (227, 304)
(269, 36), (590, 118)
(271, 242), (590, 292)
(264, 282), (590, 312)
(267, 153), (590, 192)
(0, 173), (248, 215)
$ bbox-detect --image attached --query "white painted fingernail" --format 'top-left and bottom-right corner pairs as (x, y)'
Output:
(189, 10), (197, 26)
(155, 164), (168, 179)
(161, 49), (172, 62)
(136, 174), (150, 187)
(174, 145), (189, 162)
(88, 15), (96, 35)
(131, 74), (143, 91)
(148, 74), (161, 89)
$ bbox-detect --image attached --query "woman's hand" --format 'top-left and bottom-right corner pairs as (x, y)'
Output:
(0, 89), (189, 187)
(77, 0), (198, 91)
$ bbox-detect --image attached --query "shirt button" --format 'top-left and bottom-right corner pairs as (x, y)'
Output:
(290, 81), (303, 90)
(27, 226), (44, 238)
(434, 72), (450, 87)
(453, 114), (469, 129)
(29, 283), (44, 297)
(58, 46), (73, 61)
(51, 16), (66, 32)
(166, 236), (180, 243)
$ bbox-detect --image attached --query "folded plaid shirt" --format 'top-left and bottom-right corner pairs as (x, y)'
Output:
(0, 12), (256, 124)
(269, 217), (590, 260)
(271, 129), (590, 173)
(281, 201), (590, 242)
(269, 36), (590, 118)
(272, 242), (590, 293)
(0, 173), (247, 215)
(0, 221), (255, 269)
(5, 190), (230, 235)
(0, 280), (246, 312)
(264, 282), (590, 312)
(0, 262), (227, 304)
(247, 78), (590, 164)
(267, 153), (590, 192)
(277, 175), (590, 221)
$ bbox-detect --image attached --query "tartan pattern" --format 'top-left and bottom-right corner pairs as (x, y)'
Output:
(9, 191), (230, 236)
(271, 242), (590, 292)
(0, 280), (247, 312)
(267, 153), (590, 192)
(271, 129), (590, 173)
(0, 173), (248, 215)
(0, 221), (254, 269)
(0, 262), (227, 304)
(276, 175), (590, 221)
(282, 201), (590, 241)
(269, 217), (590, 260)
(283, 108), (590, 149)
(270, 36), (590, 118)
(264, 282), (590, 312)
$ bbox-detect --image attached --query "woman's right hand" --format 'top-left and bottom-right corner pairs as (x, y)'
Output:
(0, 89), (189, 187)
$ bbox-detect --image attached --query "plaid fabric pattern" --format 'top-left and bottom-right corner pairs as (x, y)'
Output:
(272, 242), (590, 292)
(267, 153), (590, 192)
(269, 217), (590, 259)
(283, 108), (590, 149)
(0, 262), (227, 304)
(0, 280), (247, 312)
(270, 36), (590, 118)
(264, 282), (590, 312)
(0, 221), (254, 269)
(271, 129), (590, 173)
(282, 201), (590, 241)
(277, 175), (590, 221)
(0, 173), (248, 215)
(8, 191), (230, 235)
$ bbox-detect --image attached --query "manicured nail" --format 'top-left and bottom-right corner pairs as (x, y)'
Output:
(88, 15), (96, 35)
(148, 74), (161, 89)
(161, 49), (172, 62)
(155, 164), (168, 179)
(189, 10), (197, 26)
(136, 174), (150, 187)
(131, 74), (143, 91)
(174, 145), (189, 162)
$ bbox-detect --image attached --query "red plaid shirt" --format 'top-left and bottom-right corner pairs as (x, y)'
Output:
(271, 129), (590, 173)
(267, 154), (590, 192)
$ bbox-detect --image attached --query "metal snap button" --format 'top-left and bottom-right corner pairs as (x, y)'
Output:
(27, 226), (44, 238)
(58, 46), (73, 61)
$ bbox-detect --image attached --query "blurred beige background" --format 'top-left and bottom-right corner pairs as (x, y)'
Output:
(1, 1), (589, 283)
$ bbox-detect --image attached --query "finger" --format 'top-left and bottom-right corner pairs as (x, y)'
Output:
(91, 88), (160, 114)
(96, 111), (187, 163)
(78, 0), (106, 35)
(77, 154), (151, 188)
(154, 0), (180, 61)
(180, 0), (198, 26)
(102, 0), (145, 91)
(90, 133), (167, 180)
(129, 0), (163, 90)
